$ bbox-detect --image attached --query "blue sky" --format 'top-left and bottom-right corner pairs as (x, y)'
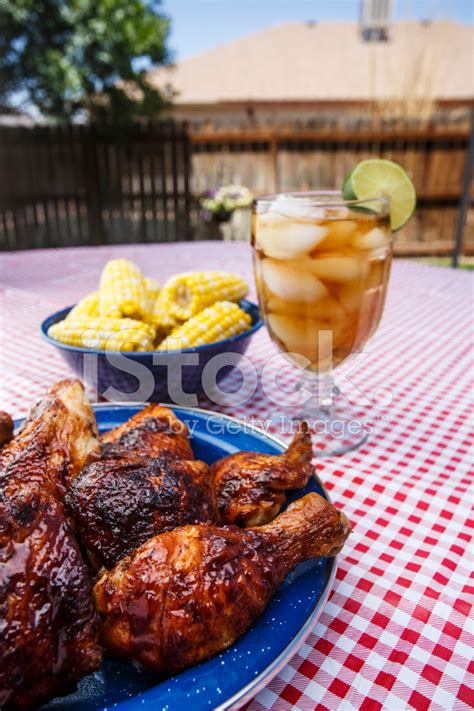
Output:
(161, 0), (474, 60)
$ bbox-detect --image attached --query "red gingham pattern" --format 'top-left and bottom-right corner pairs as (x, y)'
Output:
(1, 242), (473, 710)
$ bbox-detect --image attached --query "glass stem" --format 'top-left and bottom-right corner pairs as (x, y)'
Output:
(301, 370), (334, 419)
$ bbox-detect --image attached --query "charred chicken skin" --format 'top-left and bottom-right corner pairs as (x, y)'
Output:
(212, 421), (313, 526)
(0, 380), (101, 709)
(100, 404), (194, 461)
(67, 456), (217, 568)
(94, 492), (350, 674)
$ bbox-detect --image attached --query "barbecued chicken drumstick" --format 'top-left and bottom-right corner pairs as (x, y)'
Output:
(0, 380), (101, 709)
(94, 492), (350, 674)
(100, 403), (194, 460)
(212, 421), (313, 526)
(67, 456), (217, 568)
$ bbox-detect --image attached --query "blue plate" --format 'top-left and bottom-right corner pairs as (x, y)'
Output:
(24, 404), (336, 711)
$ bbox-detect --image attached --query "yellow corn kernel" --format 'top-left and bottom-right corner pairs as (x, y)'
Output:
(158, 301), (252, 351)
(48, 317), (156, 352)
(65, 291), (99, 320)
(146, 295), (177, 333)
(159, 271), (248, 321)
(99, 259), (148, 320)
(143, 276), (164, 323)
(153, 286), (178, 318)
(145, 277), (160, 303)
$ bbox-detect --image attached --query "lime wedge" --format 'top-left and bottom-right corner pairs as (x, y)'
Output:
(343, 159), (416, 231)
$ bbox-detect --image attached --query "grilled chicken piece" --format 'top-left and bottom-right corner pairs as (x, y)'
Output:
(100, 404), (194, 461)
(94, 493), (350, 674)
(0, 411), (14, 448)
(212, 421), (313, 527)
(67, 404), (214, 568)
(4, 379), (99, 493)
(67, 456), (217, 568)
(0, 380), (101, 709)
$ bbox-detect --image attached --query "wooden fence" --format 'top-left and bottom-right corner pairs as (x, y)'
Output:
(0, 120), (472, 254)
(191, 124), (474, 255)
(0, 123), (192, 250)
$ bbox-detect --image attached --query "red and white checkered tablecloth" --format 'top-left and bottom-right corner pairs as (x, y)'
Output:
(0, 242), (473, 710)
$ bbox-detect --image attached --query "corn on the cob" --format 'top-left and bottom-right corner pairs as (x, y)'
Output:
(160, 271), (248, 321)
(146, 295), (177, 332)
(99, 259), (148, 320)
(143, 276), (163, 323)
(158, 301), (251, 351)
(48, 317), (156, 352)
(142, 275), (176, 332)
(65, 291), (99, 320)
(145, 277), (160, 303)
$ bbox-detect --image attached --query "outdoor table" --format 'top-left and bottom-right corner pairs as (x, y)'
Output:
(0, 242), (472, 710)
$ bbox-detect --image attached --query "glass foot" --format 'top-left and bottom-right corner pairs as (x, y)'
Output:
(303, 401), (371, 457)
(298, 374), (373, 457)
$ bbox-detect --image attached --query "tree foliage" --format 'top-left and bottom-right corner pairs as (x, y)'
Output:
(0, 0), (172, 122)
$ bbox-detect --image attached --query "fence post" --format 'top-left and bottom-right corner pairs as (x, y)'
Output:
(82, 125), (105, 245)
(182, 122), (193, 240)
(452, 108), (474, 268)
(270, 133), (278, 192)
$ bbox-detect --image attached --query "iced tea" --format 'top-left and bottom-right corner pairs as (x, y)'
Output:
(252, 195), (392, 371)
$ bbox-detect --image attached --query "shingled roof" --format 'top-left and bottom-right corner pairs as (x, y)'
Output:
(149, 20), (474, 105)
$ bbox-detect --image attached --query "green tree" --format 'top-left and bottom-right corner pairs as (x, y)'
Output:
(0, 0), (172, 122)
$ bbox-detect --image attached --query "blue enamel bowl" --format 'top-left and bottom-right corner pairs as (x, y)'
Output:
(40, 300), (262, 403)
(25, 404), (337, 711)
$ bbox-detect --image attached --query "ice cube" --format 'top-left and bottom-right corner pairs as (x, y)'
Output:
(314, 220), (358, 252)
(256, 213), (329, 259)
(324, 206), (350, 219)
(266, 294), (344, 321)
(267, 314), (321, 362)
(268, 313), (344, 364)
(307, 256), (362, 282)
(255, 201), (269, 214)
(338, 282), (363, 313)
(308, 296), (346, 321)
(267, 294), (305, 315)
(261, 259), (329, 303)
(365, 258), (387, 290)
(352, 227), (390, 251)
(269, 195), (326, 220)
